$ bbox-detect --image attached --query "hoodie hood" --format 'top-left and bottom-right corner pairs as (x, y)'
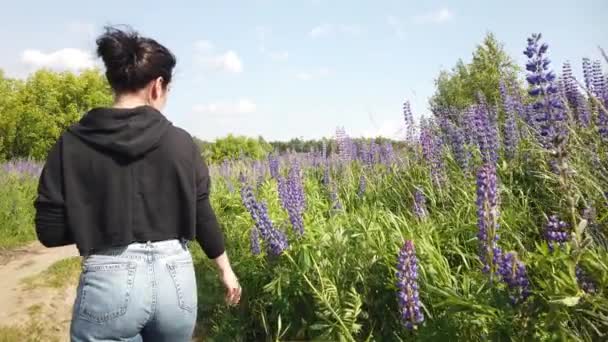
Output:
(69, 105), (171, 159)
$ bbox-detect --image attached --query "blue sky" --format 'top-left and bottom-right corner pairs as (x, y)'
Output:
(1, 0), (606, 141)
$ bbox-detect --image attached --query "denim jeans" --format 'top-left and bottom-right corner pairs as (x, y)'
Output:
(70, 239), (197, 342)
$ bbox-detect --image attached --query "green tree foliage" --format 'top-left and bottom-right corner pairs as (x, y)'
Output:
(0, 69), (112, 160)
(430, 32), (520, 112)
(206, 134), (273, 163)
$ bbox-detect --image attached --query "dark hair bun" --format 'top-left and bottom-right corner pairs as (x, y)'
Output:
(96, 25), (176, 93)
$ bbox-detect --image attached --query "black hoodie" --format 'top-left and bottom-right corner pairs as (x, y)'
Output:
(34, 106), (225, 258)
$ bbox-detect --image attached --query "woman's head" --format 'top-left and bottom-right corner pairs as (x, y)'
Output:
(96, 26), (176, 110)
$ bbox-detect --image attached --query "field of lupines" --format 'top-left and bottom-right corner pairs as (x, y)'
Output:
(1, 33), (607, 341)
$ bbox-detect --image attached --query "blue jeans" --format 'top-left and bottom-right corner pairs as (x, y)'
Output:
(70, 240), (197, 342)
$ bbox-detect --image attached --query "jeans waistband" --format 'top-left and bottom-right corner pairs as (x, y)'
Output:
(86, 239), (190, 259)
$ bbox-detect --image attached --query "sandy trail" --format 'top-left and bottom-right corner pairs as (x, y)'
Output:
(0, 242), (79, 338)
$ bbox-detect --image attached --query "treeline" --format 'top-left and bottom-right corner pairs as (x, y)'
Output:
(193, 135), (409, 164)
(0, 69), (112, 160)
(0, 32), (516, 163)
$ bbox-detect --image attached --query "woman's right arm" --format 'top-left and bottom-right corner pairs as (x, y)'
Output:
(193, 143), (241, 304)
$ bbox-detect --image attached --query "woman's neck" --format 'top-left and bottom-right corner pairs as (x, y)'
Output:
(113, 93), (149, 109)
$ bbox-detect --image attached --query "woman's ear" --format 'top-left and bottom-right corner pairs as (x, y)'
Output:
(151, 77), (165, 100)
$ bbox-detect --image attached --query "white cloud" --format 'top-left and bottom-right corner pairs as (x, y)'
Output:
(387, 16), (406, 39)
(193, 99), (257, 115)
(268, 50), (289, 61)
(295, 67), (331, 81)
(21, 48), (96, 72)
(309, 24), (332, 38)
(413, 7), (453, 24)
(209, 51), (243, 73)
(296, 72), (313, 81)
(308, 24), (362, 38)
(194, 40), (243, 73)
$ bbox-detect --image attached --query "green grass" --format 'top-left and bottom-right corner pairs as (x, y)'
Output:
(22, 257), (82, 290)
(0, 172), (37, 249)
(0, 315), (59, 342)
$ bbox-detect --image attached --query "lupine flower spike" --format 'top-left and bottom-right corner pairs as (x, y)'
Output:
(396, 240), (424, 330)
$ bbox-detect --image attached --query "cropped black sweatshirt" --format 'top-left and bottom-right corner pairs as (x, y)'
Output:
(34, 105), (225, 258)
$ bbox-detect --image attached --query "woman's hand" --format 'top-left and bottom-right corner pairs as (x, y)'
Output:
(212, 252), (241, 305)
(221, 268), (241, 306)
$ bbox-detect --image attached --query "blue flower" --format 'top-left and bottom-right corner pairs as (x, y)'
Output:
(497, 252), (530, 304)
(241, 184), (289, 256)
(476, 164), (500, 273)
(413, 188), (428, 219)
(396, 240), (424, 330)
(524, 33), (567, 148)
(544, 215), (570, 251)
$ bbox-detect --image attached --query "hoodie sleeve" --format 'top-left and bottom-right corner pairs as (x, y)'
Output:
(193, 143), (226, 259)
(34, 137), (73, 247)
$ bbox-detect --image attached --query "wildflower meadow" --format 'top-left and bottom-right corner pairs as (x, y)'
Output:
(1, 33), (607, 341)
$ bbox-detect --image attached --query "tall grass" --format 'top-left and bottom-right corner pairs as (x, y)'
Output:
(0, 170), (38, 250)
(193, 131), (607, 341)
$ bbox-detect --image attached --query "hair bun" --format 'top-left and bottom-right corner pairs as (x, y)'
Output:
(95, 25), (176, 93)
(96, 26), (142, 79)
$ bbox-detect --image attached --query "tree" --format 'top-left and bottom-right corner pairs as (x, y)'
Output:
(430, 33), (519, 113)
(0, 69), (112, 160)
(0, 71), (23, 161)
(207, 134), (273, 163)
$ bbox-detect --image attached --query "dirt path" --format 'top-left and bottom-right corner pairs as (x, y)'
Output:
(0, 242), (79, 339)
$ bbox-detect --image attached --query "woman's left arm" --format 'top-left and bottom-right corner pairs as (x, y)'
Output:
(34, 137), (73, 247)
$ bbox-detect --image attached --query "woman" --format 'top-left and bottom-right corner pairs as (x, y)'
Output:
(34, 26), (240, 341)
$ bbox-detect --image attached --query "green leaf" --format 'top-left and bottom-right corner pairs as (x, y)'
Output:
(551, 296), (581, 307)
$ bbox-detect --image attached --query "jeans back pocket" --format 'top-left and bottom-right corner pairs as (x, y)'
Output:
(78, 262), (137, 323)
(166, 260), (197, 313)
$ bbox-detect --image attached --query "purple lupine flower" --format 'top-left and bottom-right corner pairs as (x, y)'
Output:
(592, 60), (606, 98)
(576, 265), (597, 294)
(250, 226), (261, 255)
(277, 161), (306, 235)
(524, 33), (567, 149)
(403, 100), (417, 143)
(497, 252), (530, 304)
(499, 80), (520, 160)
(258, 201), (289, 255)
(588, 60), (608, 139)
(476, 164), (501, 273)
(396, 240), (424, 330)
(420, 120), (445, 186)
(268, 153), (280, 179)
(544, 215), (570, 251)
(561, 61), (590, 128)
(450, 123), (469, 170)
(381, 142), (395, 166)
(357, 174), (366, 197)
(582, 58), (595, 94)
(336, 127), (355, 162)
(413, 188), (427, 219)
(370, 141), (380, 165)
(472, 103), (499, 165)
(2, 160), (43, 178)
(360, 142), (373, 167)
(241, 184), (289, 256)
(438, 115), (469, 171)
